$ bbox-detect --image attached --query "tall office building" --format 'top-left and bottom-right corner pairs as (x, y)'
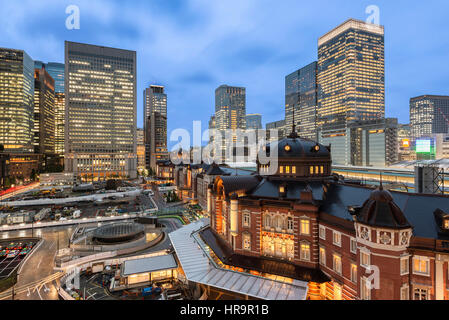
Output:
(214, 85), (246, 162)
(245, 114), (262, 130)
(34, 61), (65, 156)
(317, 19), (385, 128)
(136, 128), (145, 170)
(410, 95), (449, 141)
(33, 67), (55, 157)
(0, 48), (35, 153)
(285, 62), (318, 140)
(64, 41), (137, 181)
(144, 85), (168, 170)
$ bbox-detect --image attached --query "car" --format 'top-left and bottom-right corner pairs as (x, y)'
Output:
(19, 248), (30, 256)
(6, 250), (19, 259)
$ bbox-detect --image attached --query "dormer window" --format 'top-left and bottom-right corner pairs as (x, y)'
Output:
(284, 145), (291, 152)
(445, 220), (449, 230)
(279, 186), (285, 193)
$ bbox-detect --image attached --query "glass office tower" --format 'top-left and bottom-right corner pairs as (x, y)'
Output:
(34, 62), (65, 156)
(65, 41), (137, 181)
(317, 19), (385, 128)
(410, 95), (449, 141)
(285, 62), (318, 140)
(214, 85), (246, 162)
(0, 48), (35, 153)
(33, 67), (55, 155)
(144, 85), (168, 170)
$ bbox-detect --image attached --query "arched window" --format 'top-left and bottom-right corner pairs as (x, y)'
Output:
(274, 216), (284, 230)
(264, 214), (271, 229)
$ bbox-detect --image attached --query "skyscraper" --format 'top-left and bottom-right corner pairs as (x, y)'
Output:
(317, 19), (385, 128)
(285, 62), (318, 140)
(214, 85), (246, 162)
(34, 61), (65, 156)
(64, 41), (137, 181)
(136, 128), (145, 170)
(410, 95), (449, 141)
(144, 85), (168, 170)
(245, 114), (262, 130)
(0, 48), (35, 153)
(33, 66), (55, 156)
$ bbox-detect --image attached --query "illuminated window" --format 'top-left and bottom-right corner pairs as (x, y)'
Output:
(444, 220), (449, 230)
(315, 166), (319, 174)
(279, 186), (285, 193)
(360, 251), (370, 268)
(333, 254), (342, 275)
(319, 247), (326, 266)
(292, 166), (296, 174)
(286, 166), (290, 174)
(413, 257), (430, 276)
(350, 263), (357, 283)
(400, 256), (409, 275)
(320, 166), (324, 174)
(280, 166), (284, 174)
(300, 219), (310, 235)
(361, 277), (371, 300)
(309, 166), (314, 175)
(300, 242), (311, 261)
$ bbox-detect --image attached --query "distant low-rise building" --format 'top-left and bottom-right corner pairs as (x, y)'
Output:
(319, 118), (398, 167)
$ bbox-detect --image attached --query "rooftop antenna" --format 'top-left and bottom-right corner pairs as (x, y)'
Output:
(288, 98), (299, 139)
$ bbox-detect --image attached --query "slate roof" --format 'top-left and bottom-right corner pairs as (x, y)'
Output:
(250, 179), (326, 201)
(321, 183), (449, 240)
(219, 176), (262, 195)
(267, 137), (330, 159)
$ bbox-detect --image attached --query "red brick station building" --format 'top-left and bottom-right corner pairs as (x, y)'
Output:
(175, 131), (449, 300)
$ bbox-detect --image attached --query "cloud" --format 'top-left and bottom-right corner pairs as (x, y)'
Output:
(1, 0), (449, 149)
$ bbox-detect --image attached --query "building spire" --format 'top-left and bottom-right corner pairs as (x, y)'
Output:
(288, 96), (299, 139)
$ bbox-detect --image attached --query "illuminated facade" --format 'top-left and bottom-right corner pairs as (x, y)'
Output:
(206, 133), (449, 300)
(410, 95), (449, 142)
(317, 19), (385, 128)
(0, 48), (35, 153)
(33, 67), (55, 156)
(136, 128), (145, 170)
(34, 62), (65, 157)
(144, 85), (168, 170)
(64, 41), (137, 180)
(214, 85), (246, 162)
(285, 62), (318, 140)
(397, 124), (415, 161)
